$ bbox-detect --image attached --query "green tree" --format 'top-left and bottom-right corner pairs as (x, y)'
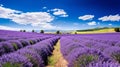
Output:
(40, 30), (44, 33)
(32, 30), (35, 32)
(114, 28), (120, 32)
(20, 30), (22, 32)
(75, 32), (77, 34)
(23, 30), (26, 32)
(56, 30), (60, 34)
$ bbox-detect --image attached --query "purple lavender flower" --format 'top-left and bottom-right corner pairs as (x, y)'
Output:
(0, 44), (5, 56)
(19, 39), (31, 47)
(16, 48), (45, 67)
(89, 61), (120, 67)
(0, 42), (14, 53)
(67, 48), (106, 67)
(0, 53), (33, 67)
(8, 40), (23, 49)
(115, 41), (120, 47)
(103, 46), (120, 63)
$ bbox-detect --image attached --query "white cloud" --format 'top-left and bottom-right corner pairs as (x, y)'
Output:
(0, 6), (22, 18)
(0, 25), (20, 31)
(98, 14), (120, 21)
(60, 14), (68, 17)
(78, 15), (94, 20)
(32, 23), (57, 29)
(11, 12), (54, 26)
(108, 24), (112, 26)
(87, 21), (97, 26)
(0, 6), (56, 29)
(0, 4), (3, 7)
(51, 8), (68, 17)
(43, 7), (47, 9)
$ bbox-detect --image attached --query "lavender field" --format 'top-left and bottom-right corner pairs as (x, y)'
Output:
(0, 30), (59, 67)
(61, 33), (120, 67)
(1, 0), (120, 67)
(0, 30), (120, 67)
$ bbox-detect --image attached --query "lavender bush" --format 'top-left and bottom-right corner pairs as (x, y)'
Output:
(0, 53), (33, 67)
(60, 33), (120, 67)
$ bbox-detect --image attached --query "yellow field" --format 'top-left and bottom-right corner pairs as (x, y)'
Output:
(73, 28), (115, 34)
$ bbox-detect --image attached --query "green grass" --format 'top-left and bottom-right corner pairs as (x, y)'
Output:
(2, 62), (21, 67)
(12, 43), (18, 50)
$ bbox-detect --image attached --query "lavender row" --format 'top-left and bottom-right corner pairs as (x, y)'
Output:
(0, 30), (56, 42)
(0, 30), (56, 38)
(60, 34), (120, 67)
(0, 36), (59, 67)
(0, 36), (52, 56)
(0, 36), (51, 42)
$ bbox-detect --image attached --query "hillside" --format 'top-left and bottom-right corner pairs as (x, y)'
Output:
(75, 27), (116, 34)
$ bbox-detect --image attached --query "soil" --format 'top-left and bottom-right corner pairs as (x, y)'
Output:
(46, 40), (68, 67)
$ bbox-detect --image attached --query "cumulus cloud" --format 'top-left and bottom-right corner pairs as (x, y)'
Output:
(43, 7), (47, 9)
(108, 24), (112, 26)
(0, 6), (56, 29)
(51, 8), (68, 17)
(87, 21), (97, 26)
(0, 25), (20, 31)
(11, 12), (54, 25)
(60, 14), (68, 17)
(78, 15), (94, 20)
(98, 14), (120, 21)
(0, 6), (22, 18)
(0, 4), (3, 7)
(32, 23), (57, 29)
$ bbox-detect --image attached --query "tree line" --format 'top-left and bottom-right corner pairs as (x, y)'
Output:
(20, 30), (61, 34)
(114, 28), (120, 32)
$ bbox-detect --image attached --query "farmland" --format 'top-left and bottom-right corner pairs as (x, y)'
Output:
(1, 0), (120, 67)
(0, 30), (120, 67)
(75, 28), (115, 34)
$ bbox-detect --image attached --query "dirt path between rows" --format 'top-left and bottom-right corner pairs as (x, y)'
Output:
(46, 40), (68, 67)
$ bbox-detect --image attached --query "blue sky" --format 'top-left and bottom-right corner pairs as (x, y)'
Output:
(0, 0), (120, 31)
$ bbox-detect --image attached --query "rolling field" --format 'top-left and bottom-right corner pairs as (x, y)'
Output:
(0, 30), (120, 67)
(75, 28), (115, 34)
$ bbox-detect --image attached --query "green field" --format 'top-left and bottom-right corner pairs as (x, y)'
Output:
(74, 28), (116, 34)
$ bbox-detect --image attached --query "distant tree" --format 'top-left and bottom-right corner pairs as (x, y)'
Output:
(67, 33), (70, 34)
(114, 28), (120, 32)
(32, 30), (35, 32)
(23, 30), (26, 32)
(40, 30), (44, 33)
(56, 30), (60, 34)
(75, 32), (77, 34)
(20, 30), (22, 32)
